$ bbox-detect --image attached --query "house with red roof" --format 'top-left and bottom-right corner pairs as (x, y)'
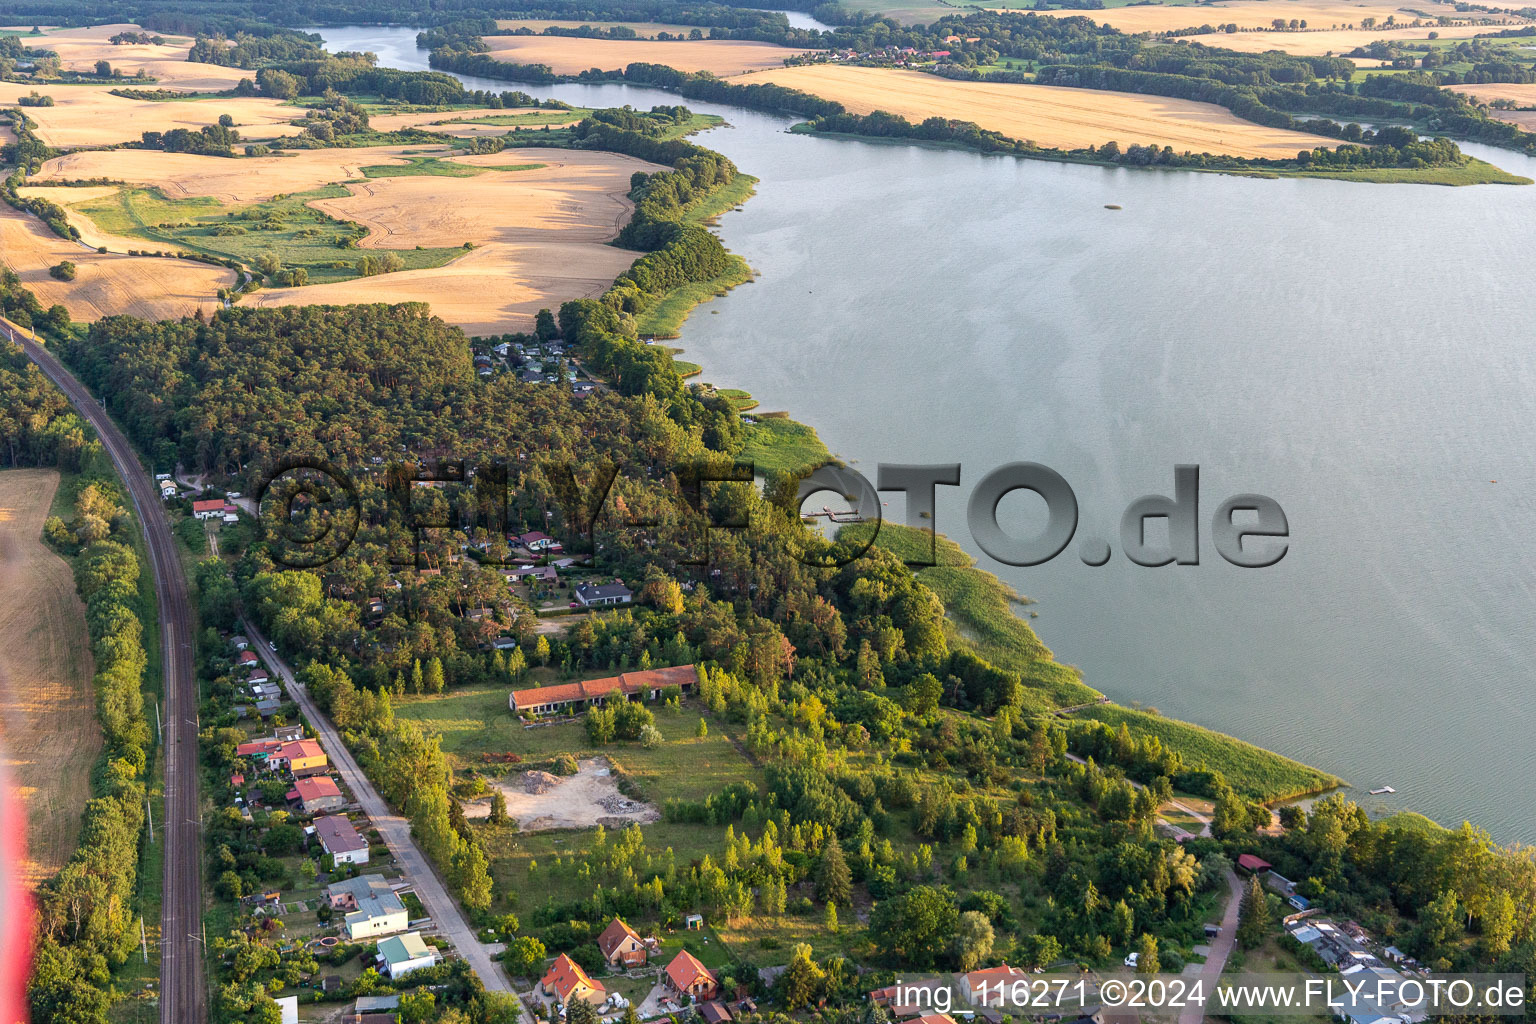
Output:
(663, 949), (718, 1001)
(193, 498), (226, 520)
(293, 776), (345, 813)
(1237, 853), (1273, 874)
(509, 664), (696, 716)
(537, 953), (605, 1006)
(960, 965), (1027, 1006)
(597, 917), (647, 968)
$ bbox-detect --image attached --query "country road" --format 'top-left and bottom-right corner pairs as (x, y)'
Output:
(1180, 868), (1244, 1024)
(3, 319), (206, 1024)
(239, 616), (522, 1004)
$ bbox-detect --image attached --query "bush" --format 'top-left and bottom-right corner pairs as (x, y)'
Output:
(49, 261), (76, 281)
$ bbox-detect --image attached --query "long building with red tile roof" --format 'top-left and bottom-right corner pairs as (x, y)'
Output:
(509, 664), (697, 715)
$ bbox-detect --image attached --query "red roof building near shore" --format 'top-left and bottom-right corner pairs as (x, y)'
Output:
(509, 664), (696, 714)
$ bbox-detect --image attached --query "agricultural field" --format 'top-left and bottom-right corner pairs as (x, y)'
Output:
(1172, 23), (1505, 55)
(493, 19), (717, 36)
(0, 469), (100, 886)
(0, 82), (302, 147)
(1020, 0), (1511, 32)
(479, 33), (808, 75)
(0, 201), (233, 320)
(744, 65), (1342, 158)
(1446, 83), (1536, 130)
(367, 105), (588, 135)
(26, 23), (251, 90)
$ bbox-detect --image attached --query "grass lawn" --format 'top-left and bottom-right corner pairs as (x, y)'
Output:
(1077, 704), (1341, 802)
(74, 186), (466, 282)
(1282, 158), (1532, 186)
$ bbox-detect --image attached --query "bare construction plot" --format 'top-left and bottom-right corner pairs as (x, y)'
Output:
(462, 758), (661, 831)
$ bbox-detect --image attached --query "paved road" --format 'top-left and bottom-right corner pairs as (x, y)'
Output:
(4, 320), (206, 1024)
(239, 617), (519, 1000)
(1180, 868), (1244, 1024)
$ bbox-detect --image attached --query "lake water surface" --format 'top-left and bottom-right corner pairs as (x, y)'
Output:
(320, 25), (1536, 842)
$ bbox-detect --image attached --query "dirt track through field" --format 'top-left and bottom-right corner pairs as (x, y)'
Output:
(0, 469), (100, 886)
(744, 65), (1342, 157)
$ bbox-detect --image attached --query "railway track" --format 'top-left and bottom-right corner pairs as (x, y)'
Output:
(2, 318), (206, 1024)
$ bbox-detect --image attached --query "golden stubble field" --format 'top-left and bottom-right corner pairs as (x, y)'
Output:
(493, 18), (713, 36)
(744, 64), (1341, 157)
(247, 148), (664, 334)
(1446, 83), (1536, 130)
(0, 469), (100, 887)
(0, 202), (233, 320)
(1027, 0), (1510, 31)
(0, 82), (303, 147)
(22, 23), (252, 90)
(480, 33), (805, 75)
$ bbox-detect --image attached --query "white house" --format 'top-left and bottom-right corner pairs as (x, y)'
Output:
(326, 875), (407, 940)
(575, 583), (633, 608)
(378, 933), (438, 979)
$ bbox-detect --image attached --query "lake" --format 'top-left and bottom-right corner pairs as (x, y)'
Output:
(319, 24), (1536, 843)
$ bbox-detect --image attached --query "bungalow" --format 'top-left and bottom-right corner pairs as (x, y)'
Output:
(236, 738), (282, 759)
(274, 724), (304, 742)
(519, 531), (554, 551)
(193, 498), (226, 520)
(664, 949), (719, 1001)
(256, 699), (281, 718)
(508, 664), (696, 715)
(231, 635), (249, 650)
(574, 583), (632, 607)
(538, 953), (606, 1006)
(506, 564), (557, 584)
(377, 933), (437, 979)
(492, 636), (519, 651)
(313, 814), (369, 866)
(326, 874), (407, 939)
(294, 776), (345, 813)
(960, 965), (1027, 1007)
(280, 739), (327, 775)
(247, 668), (269, 684)
(237, 650), (259, 666)
(597, 916), (648, 968)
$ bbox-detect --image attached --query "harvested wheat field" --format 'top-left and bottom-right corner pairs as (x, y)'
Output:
(1446, 83), (1536, 129)
(1028, 0), (1510, 32)
(367, 106), (581, 135)
(309, 149), (661, 247)
(0, 83), (302, 147)
(32, 146), (434, 202)
(248, 148), (661, 333)
(1174, 23), (1503, 54)
(745, 65), (1340, 157)
(0, 203), (233, 320)
(0, 469), (99, 886)
(33, 23), (252, 90)
(481, 33), (804, 75)
(493, 18), (717, 36)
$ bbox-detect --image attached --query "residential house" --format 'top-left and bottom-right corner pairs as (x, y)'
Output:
(538, 953), (606, 1006)
(193, 498), (226, 520)
(326, 875), (407, 939)
(506, 564), (557, 584)
(314, 815), (369, 866)
(700, 1003), (734, 1024)
(597, 917), (648, 968)
(237, 650), (259, 667)
(508, 664), (696, 715)
(280, 739), (328, 775)
(236, 738), (282, 760)
(231, 635), (249, 650)
(255, 699), (281, 718)
(293, 776), (345, 813)
(1237, 854), (1273, 874)
(574, 583), (632, 607)
(352, 994), (401, 1022)
(960, 965), (1027, 1007)
(377, 933), (437, 979)
(274, 724), (304, 742)
(519, 531), (555, 551)
(663, 949), (719, 1001)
